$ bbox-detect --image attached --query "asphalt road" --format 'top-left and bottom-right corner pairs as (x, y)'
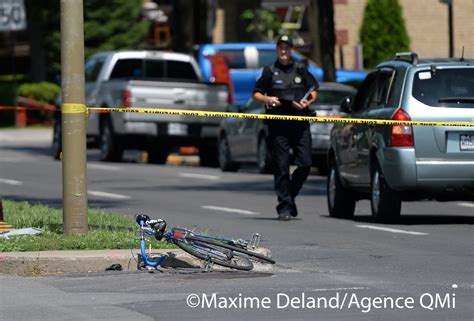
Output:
(1, 128), (473, 321)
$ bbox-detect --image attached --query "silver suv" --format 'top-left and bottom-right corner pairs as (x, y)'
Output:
(327, 53), (474, 221)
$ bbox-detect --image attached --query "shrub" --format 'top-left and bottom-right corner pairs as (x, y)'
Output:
(17, 82), (60, 105)
(359, 0), (410, 69)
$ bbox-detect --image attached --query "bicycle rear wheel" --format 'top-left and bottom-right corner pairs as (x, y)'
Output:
(176, 238), (254, 271)
(186, 235), (276, 265)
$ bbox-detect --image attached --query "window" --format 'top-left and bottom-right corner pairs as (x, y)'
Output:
(317, 90), (355, 106)
(352, 72), (378, 112)
(85, 56), (106, 82)
(109, 59), (199, 82)
(144, 60), (165, 79)
(412, 68), (474, 107)
(165, 60), (199, 82)
(368, 68), (395, 108)
(110, 59), (143, 79)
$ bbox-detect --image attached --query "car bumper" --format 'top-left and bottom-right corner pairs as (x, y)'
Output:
(381, 147), (474, 191)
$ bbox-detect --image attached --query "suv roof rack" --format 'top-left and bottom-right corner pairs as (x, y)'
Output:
(394, 52), (418, 65)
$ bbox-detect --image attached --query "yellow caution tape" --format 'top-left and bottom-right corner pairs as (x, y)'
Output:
(62, 103), (88, 114)
(87, 107), (474, 127)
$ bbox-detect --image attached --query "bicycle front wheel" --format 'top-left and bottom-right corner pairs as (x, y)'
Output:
(176, 238), (254, 271)
(186, 235), (276, 265)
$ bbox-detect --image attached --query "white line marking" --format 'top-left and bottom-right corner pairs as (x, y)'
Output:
(87, 164), (121, 171)
(0, 178), (22, 186)
(311, 287), (369, 292)
(356, 224), (428, 235)
(457, 202), (474, 208)
(88, 190), (131, 200)
(201, 205), (260, 215)
(179, 173), (220, 180)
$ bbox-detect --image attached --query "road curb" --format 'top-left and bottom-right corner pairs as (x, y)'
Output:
(0, 248), (274, 276)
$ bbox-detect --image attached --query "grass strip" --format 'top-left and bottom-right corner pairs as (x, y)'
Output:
(0, 199), (175, 252)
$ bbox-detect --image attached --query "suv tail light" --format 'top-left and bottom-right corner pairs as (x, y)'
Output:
(122, 89), (131, 108)
(390, 108), (414, 147)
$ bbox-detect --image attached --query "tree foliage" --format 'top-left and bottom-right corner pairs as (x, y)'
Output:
(27, 0), (150, 81)
(83, 0), (150, 58)
(241, 8), (282, 41)
(360, 0), (410, 69)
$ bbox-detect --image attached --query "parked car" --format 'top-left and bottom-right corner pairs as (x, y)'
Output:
(218, 83), (356, 174)
(218, 99), (271, 173)
(195, 43), (367, 105)
(310, 82), (356, 174)
(52, 50), (229, 166)
(327, 53), (474, 221)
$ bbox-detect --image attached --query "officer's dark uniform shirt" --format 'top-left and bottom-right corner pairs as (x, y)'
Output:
(253, 60), (319, 117)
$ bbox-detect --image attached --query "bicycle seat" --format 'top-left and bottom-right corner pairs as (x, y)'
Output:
(135, 213), (150, 225)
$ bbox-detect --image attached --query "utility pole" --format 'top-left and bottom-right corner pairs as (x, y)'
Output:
(60, 0), (88, 235)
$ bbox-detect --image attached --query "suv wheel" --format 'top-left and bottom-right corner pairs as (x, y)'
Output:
(218, 136), (239, 172)
(371, 163), (401, 221)
(327, 160), (355, 219)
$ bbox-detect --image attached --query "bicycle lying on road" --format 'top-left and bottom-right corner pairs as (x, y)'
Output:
(132, 214), (276, 271)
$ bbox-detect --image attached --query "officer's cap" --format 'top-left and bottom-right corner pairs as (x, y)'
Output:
(276, 35), (294, 48)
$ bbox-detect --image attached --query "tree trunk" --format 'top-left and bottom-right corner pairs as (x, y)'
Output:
(218, 0), (260, 42)
(319, 0), (336, 82)
(25, 0), (46, 81)
(308, 0), (321, 66)
(309, 0), (336, 82)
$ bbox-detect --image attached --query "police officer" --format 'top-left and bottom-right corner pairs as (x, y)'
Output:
(252, 35), (319, 221)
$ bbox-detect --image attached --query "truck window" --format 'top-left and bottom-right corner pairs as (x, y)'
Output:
(144, 59), (165, 79)
(110, 59), (143, 79)
(85, 56), (106, 82)
(165, 60), (199, 82)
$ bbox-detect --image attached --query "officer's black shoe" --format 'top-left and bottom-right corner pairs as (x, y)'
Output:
(291, 199), (298, 217)
(291, 209), (298, 217)
(278, 212), (291, 221)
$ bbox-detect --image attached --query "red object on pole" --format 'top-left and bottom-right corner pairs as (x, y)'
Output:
(15, 109), (27, 127)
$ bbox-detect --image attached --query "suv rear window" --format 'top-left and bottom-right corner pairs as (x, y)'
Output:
(412, 68), (474, 107)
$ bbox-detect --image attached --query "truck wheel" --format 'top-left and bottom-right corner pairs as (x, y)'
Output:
(52, 117), (62, 160)
(371, 163), (401, 222)
(218, 136), (239, 172)
(147, 147), (169, 164)
(199, 145), (218, 167)
(327, 159), (355, 219)
(100, 119), (123, 162)
(257, 136), (272, 174)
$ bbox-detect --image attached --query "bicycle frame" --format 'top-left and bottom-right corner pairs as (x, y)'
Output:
(138, 220), (166, 268)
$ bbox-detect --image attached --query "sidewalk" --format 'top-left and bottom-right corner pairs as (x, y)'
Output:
(0, 127), (53, 144)
(0, 249), (274, 276)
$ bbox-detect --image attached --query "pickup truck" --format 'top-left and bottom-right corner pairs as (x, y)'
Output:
(195, 43), (367, 105)
(52, 50), (229, 166)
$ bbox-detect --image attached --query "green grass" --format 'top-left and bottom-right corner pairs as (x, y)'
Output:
(0, 200), (175, 252)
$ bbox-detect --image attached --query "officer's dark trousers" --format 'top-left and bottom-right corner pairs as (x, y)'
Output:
(268, 121), (312, 215)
